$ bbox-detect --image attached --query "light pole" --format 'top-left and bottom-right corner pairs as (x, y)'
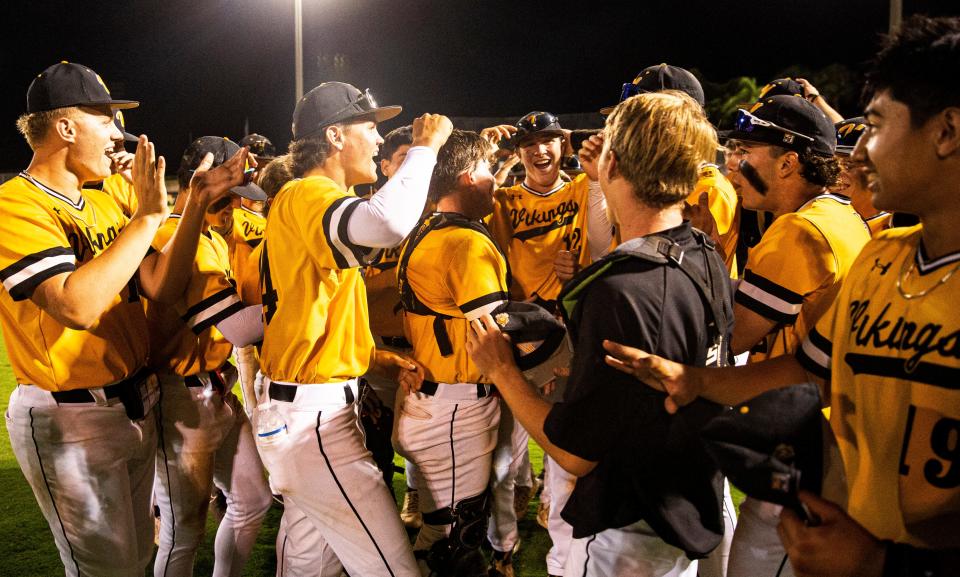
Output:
(295, 0), (303, 102)
(889, 0), (902, 33)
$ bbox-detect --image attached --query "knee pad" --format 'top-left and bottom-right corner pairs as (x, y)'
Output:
(420, 491), (491, 576)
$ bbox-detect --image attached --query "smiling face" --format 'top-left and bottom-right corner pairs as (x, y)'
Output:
(65, 105), (124, 183)
(518, 133), (563, 191)
(340, 120), (384, 186)
(854, 90), (941, 216)
(205, 194), (240, 235)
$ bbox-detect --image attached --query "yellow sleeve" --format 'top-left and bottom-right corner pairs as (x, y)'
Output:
(237, 243), (263, 305)
(444, 233), (509, 316)
(287, 182), (377, 270)
(0, 193), (76, 302)
(735, 213), (835, 324)
(689, 165), (738, 237)
(177, 232), (244, 335)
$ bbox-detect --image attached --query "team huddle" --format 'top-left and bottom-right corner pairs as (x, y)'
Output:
(2, 13), (958, 577)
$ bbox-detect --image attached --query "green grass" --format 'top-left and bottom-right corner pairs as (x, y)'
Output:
(0, 339), (741, 575)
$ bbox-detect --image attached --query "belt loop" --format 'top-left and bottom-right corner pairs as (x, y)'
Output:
(476, 384), (485, 398)
(344, 384), (355, 404)
(88, 388), (109, 406)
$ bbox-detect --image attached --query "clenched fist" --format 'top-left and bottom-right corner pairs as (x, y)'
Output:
(412, 113), (453, 154)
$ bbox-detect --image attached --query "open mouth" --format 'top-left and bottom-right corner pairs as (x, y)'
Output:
(532, 158), (552, 170)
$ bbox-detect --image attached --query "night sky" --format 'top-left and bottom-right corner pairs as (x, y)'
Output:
(2, 0), (958, 172)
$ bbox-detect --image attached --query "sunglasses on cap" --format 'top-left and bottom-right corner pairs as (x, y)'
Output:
(618, 82), (646, 104)
(733, 109), (815, 145)
(327, 88), (381, 125)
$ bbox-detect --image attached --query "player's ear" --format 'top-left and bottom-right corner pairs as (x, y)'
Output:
(54, 114), (77, 144)
(933, 106), (960, 159)
(602, 148), (619, 181)
(777, 150), (799, 178)
(325, 125), (345, 151)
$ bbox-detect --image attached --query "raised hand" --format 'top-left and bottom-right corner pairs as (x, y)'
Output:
(188, 146), (249, 210)
(131, 135), (168, 219)
(412, 113), (454, 154)
(578, 133), (604, 181)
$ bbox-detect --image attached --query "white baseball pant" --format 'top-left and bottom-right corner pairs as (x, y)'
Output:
(6, 382), (158, 577)
(698, 479), (738, 577)
(564, 519), (698, 577)
(726, 497), (792, 577)
(254, 378), (420, 577)
(487, 402), (531, 554)
(393, 384), (500, 552)
(153, 372), (272, 577)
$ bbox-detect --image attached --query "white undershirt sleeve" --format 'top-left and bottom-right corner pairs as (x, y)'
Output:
(585, 179), (612, 260)
(344, 146), (437, 248)
(216, 304), (264, 347)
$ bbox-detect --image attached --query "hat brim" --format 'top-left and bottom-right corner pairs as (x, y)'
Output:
(231, 182), (268, 201)
(343, 105), (403, 126)
(834, 145), (854, 156)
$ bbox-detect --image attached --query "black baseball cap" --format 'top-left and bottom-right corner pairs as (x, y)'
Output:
(723, 95), (836, 157)
(514, 111), (564, 147)
(600, 64), (705, 114)
(114, 110), (138, 143)
(178, 136), (267, 201)
(756, 78), (805, 100)
(239, 133), (276, 159)
(835, 117), (866, 156)
(292, 82), (401, 140)
(27, 62), (138, 113)
(489, 301), (566, 371)
(700, 383), (826, 519)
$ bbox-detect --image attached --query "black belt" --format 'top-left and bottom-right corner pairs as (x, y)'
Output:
(50, 367), (151, 404)
(419, 380), (492, 398)
(268, 382), (356, 404)
(184, 364), (229, 394)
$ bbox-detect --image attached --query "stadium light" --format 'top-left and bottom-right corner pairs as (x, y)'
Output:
(295, 0), (303, 102)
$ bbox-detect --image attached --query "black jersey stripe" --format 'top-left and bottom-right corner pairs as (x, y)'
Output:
(916, 242), (960, 275)
(181, 287), (238, 324)
(337, 198), (374, 266)
(458, 292), (509, 316)
(513, 215), (574, 242)
(322, 196), (355, 269)
(735, 290), (799, 325)
(191, 300), (246, 335)
(0, 247), (75, 281)
(844, 354), (960, 389)
(742, 270), (805, 305)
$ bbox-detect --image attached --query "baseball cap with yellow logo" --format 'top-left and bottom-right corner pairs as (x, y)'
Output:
(27, 62), (138, 113)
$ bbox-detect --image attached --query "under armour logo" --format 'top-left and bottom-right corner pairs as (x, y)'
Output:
(53, 207), (61, 214)
(871, 258), (892, 275)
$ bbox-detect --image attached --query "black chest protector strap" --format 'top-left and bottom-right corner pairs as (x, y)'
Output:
(397, 212), (511, 358)
(560, 230), (732, 366)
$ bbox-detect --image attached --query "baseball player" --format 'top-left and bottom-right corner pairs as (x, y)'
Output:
(255, 81), (451, 577)
(483, 111), (610, 577)
(394, 129), (506, 575)
(148, 136), (273, 577)
(602, 64), (740, 277)
(603, 18), (960, 577)
(469, 91), (733, 577)
(1, 62), (244, 577)
(717, 95), (871, 577)
(833, 117), (892, 236)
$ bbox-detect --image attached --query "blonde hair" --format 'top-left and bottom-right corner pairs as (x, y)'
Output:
(604, 91), (718, 208)
(15, 107), (79, 150)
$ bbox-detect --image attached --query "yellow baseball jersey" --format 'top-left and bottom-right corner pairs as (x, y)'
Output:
(236, 241), (263, 306)
(401, 216), (509, 384)
(145, 216), (242, 376)
(865, 212), (893, 238)
(488, 173), (592, 302)
(797, 225), (960, 548)
(224, 207), (265, 289)
(736, 194), (870, 362)
(0, 173), (147, 391)
(100, 173), (138, 218)
(687, 164), (740, 277)
(259, 176), (380, 383)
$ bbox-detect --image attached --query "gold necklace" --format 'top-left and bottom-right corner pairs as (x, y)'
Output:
(896, 250), (960, 300)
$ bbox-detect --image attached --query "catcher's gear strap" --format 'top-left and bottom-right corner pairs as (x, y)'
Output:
(559, 229), (732, 366)
(419, 491), (491, 576)
(397, 212), (511, 357)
